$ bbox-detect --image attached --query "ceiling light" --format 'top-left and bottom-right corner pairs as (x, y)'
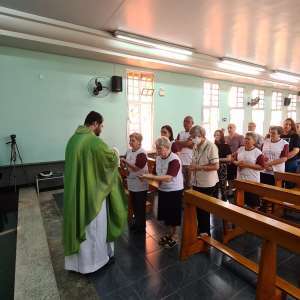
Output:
(217, 58), (265, 75)
(270, 71), (300, 83)
(114, 31), (193, 56)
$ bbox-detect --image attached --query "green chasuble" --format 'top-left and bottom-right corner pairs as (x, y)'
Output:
(63, 126), (127, 256)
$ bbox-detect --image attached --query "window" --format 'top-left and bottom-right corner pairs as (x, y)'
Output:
(229, 86), (244, 133)
(287, 94), (297, 121)
(271, 92), (282, 125)
(251, 89), (264, 134)
(127, 71), (154, 150)
(202, 82), (219, 139)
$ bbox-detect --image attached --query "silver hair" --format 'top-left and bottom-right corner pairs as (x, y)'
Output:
(245, 131), (257, 142)
(155, 136), (171, 149)
(129, 132), (143, 143)
(190, 125), (206, 137)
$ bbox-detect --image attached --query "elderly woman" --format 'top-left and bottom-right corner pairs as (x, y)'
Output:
(141, 136), (183, 248)
(233, 132), (265, 208)
(214, 129), (232, 201)
(188, 125), (219, 236)
(121, 133), (148, 234)
(261, 126), (289, 185)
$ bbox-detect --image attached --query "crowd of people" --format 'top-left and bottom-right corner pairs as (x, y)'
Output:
(122, 115), (300, 249)
(63, 111), (300, 274)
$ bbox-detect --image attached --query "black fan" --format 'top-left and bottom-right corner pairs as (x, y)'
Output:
(247, 96), (260, 106)
(87, 77), (110, 98)
(93, 79), (103, 95)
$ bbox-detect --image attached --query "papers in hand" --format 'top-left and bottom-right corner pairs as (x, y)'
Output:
(138, 175), (159, 188)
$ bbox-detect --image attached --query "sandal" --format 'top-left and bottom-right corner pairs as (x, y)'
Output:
(164, 238), (177, 249)
(158, 235), (170, 245)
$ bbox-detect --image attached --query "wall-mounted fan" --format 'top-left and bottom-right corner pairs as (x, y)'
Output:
(87, 77), (110, 98)
(247, 96), (260, 106)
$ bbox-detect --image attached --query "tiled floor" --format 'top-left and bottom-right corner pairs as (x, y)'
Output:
(53, 192), (299, 300)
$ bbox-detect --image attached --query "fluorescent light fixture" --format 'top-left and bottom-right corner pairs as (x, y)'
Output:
(217, 58), (265, 75)
(270, 71), (300, 83)
(114, 31), (193, 56)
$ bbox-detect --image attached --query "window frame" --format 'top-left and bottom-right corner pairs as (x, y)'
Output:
(126, 70), (155, 151)
(202, 81), (220, 139)
(270, 91), (283, 126)
(229, 86), (245, 133)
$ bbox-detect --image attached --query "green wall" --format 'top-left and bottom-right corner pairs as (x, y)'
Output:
(0, 46), (296, 165)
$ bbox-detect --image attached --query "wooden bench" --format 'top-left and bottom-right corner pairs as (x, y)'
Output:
(269, 172), (300, 216)
(180, 189), (300, 300)
(233, 180), (300, 229)
(274, 171), (300, 189)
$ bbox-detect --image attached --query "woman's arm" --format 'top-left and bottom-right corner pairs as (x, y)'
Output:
(265, 157), (287, 167)
(141, 173), (173, 182)
(189, 162), (219, 171)
(219, 154), (232, 163)
(238, 153), (265, 170)
(121, 153), (147, 172)
(287, 147), (299, 159)
(238, 161), (264, 170)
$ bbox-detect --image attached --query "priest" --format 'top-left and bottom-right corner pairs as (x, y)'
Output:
(63, 111), (127, 274)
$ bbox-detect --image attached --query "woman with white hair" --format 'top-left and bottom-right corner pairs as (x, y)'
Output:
(188, 125), (219, 236)
(233, 132), (265, 208)
(140, 136), (183, 248)
(121, 132), (148, 233)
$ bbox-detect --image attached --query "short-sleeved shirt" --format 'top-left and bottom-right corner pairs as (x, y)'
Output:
(156, 152), (183, 192)
(280, 133), (300, 162)
(216, 143), (232, 159)
(236, 146), (264, 182)
(191, 139), (219, 188)
(262, 138), (289, 173)
(177, 131), (193, 165)
(126, 148), (149, 192)
(170, 140), (180, 153)
(225, 134), (244, 153)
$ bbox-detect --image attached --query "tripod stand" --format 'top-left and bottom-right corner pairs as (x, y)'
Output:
(7, 135), (28, 192)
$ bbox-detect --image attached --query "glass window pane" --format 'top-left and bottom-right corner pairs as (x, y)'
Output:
(288, 111), (296, 121)
(203, 82), (219, 108)
(140, 104), (153, 150)
(127, 71), (154, 151)
(229, 86), (243, 108)
(203, 108), (210, 123)
(270, 111), (282, 126)
(230, 108), (244, 134)
(252, 110), (264, 135)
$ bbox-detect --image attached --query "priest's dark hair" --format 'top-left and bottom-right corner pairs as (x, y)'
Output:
(84, 111), (103, 126)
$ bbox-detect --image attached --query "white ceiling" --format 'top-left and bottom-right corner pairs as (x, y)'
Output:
(1, 0), (300, 74)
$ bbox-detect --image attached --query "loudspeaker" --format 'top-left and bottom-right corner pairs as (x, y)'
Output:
(111, 76), (122, 92)
(284, 97), (291, 106)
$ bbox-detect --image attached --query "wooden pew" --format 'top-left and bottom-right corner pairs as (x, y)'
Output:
(180, 189), (300, 300)
(274, 171), (300, 190)
(233, 180), (300, 230)
(270, 172), (300, 216)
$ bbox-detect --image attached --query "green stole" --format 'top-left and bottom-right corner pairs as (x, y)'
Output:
(63, 126), (127, 256)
